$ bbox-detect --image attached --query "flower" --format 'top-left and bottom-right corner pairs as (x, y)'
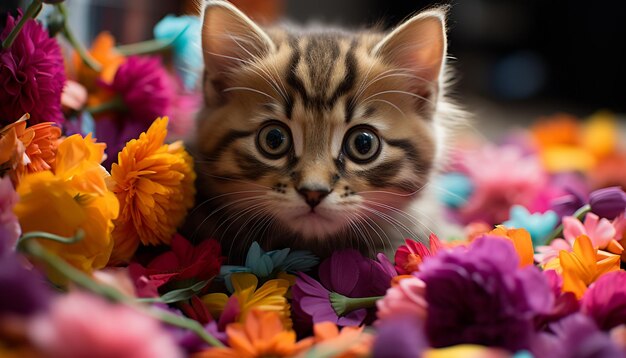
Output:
(376, 276), (427, 321)
(0, 253), (51, 316)
(301, 322), (373, 358)
(581, 270), (626, 331)
(220, 241), (318, 292)
(107, 117), (196, 264)
(73, 31), (124, 91)
(437, 172), (473, 208)
(202, 273), (291, 328)
(563, 213), (623, 254)
(0, 13), (66, 126)
(29, 292), (183, 358)
(394, 234), (443, 274)
(589, 186), (626, 219)
(484, 226), (534, 266)
(154, 15), (203, 90)
(13, 134), (119, 280)
(194, 310), (313, 358)
(292, 250), (395, 327)
(0, 176), (20, 253)
(61, 80), (88, 112)
(373, 316), (428, 358)
(503, 205), (558, 246)
(549, 177), (588, 218)
(559, 235), (620, 299)
(416, 237), (553, 351)
(129, 235), (222, 295)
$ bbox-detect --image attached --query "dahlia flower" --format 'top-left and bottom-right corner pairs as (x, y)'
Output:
(13, 134), (119, 281)
(107, 117), (196, 264)
(0, 13), (65, 126)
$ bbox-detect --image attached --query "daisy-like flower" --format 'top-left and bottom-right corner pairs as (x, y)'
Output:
(0, 13), (66, 126)
(194, 310), (313, 358)
(107, 117), (196, 264)
(394, 234), (443, 274)
(13, 134), (119, 282)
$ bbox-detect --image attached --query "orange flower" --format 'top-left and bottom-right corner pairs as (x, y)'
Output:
(194, 310), (313, 358)
(531, 113), (580, 149)
(560, 235), (620, 299)
(487, 226), (534, 266)
(73, 32), (124, 90)
(296, 322), (373, 358)
(107, 117), (196, 264)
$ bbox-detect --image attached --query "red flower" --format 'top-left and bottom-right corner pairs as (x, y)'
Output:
(129, 235), (223, 295)
(394, 234), (443, 274)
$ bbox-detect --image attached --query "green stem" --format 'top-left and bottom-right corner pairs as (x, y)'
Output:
(56, 3), (102, 72)
(85, 96), (127, 115)
(17, 229), (84, 248)
(115, 24), (189, 56)
(17, 234), (224, 347)
(329, 293), (383, 317)
(544, 204), (591, 245)
(2, 0), (43, 50)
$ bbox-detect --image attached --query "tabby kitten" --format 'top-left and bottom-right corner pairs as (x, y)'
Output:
(191, 0), (460, 258)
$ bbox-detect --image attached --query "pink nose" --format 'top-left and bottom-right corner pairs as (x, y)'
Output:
(297, 187), (331, 208)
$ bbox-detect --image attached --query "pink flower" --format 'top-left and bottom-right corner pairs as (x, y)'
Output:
(459, 145), (547, 224)
(29, 293), (183, 358)
(394, 234), (443, 274)
(376, 276), (427, 321)
(0, 176), (20, 253)
(563, 213), (615, 248)
(534, 238), (571, 266)
(581, 271), (626, 331)
(0, 13), (66, 126)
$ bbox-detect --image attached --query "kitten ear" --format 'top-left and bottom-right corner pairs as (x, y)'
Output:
(202, 1), (275, 101)
(372, 8), (447, 89)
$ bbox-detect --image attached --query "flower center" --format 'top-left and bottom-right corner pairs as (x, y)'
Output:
(15, 70), (28, 84)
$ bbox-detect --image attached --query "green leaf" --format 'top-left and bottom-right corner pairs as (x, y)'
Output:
(159, 280), (209, 303)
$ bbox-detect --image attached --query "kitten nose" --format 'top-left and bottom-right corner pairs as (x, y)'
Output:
(297, 187), (331, 208)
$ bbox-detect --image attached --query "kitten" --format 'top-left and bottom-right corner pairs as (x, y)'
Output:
(189, 0), (462, 259)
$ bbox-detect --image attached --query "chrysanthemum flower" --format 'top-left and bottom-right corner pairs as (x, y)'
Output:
(194, 310), (312, 358)
(0, 13), (65, 126)
(13, 134), (118, 282)
(107, 117), (195, 264)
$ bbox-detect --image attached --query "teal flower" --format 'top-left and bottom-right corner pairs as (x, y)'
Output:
(220, 242), (319, 292)
(504, 205), (559, 246)
(154, 15), (202, 90)
(437, 173), (473, 208)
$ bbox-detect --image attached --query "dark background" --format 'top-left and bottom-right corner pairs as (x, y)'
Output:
(3, 0), (626, 118)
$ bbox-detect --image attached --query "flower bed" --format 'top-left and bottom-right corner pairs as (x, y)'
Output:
(2, 2), (626, 358)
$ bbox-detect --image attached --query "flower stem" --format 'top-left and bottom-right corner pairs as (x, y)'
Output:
(116, 24), (190, 56)
(17, 229), (84, 248)
(329, 292), (383, 317)
(85, 96), (127, 115)
(17, 232), (224, 347)
(56, 3), (102, 72)
(2, 0), (43, 50)
(544, 204), (591, 245)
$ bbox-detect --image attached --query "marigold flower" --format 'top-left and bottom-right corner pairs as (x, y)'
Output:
(107, 117), (195, 264)
(13, 134), (118, 282)
(194, 310), (312, 358)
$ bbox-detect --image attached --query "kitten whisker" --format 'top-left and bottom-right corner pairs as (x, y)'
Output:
(192, 196), (266, 241)
(361, 199), (433, 240)
(361, 89), (434, 107)
(362, 99), (406, 118)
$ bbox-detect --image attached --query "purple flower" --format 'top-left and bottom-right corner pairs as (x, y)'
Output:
(373, 316), (428, 358)
(581, 270), (626, 331)
(0, 253), (51, 316)
(416, 237), (553, 352)
(589, 186), (626, 219)
(535, 270), (579, 329)
(292, 250), (395, 328)
(532, 313), (624, 358)
(0, 12), (66, 126)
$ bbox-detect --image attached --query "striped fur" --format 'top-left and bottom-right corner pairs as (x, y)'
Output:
(189, 1), (464, 259)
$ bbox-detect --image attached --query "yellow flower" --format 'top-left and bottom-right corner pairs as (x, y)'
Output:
(194, 310), (312, 358)
(201, 273), (291, 328)
(424, 345), (510, 358)
(13, 134), (118, 283)
(107, 117), (196, 264)
(488, 226), (534, 267)
(560, 235), (620, 299)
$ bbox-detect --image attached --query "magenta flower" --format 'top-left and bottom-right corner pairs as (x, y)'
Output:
(292, 250), (395, 327)
(373, 316), (429, 358)
(29, 292), (183, 358)
(535, 270), (579, 328)
(581, 271), (626, 331)
(589, 186), (626, 219)
(416, 237), (553, 351)
(0, 12), (65, 126)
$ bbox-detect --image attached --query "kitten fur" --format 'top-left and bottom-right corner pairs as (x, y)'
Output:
(187, 0), (465, 260)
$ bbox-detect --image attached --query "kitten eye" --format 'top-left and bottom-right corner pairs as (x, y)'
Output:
(256, 121), (292, 158)
(343, 126), (381, 163)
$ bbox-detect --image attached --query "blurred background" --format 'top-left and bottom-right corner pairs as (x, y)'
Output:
(3, 0), (625, 136)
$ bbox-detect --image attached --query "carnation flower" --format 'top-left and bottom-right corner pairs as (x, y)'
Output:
(29, 292), (183, 358)
(13, 134), (119, 281)
(0, 13), (65, 126)
(416, 237), (553, 351)
(107, 117), (196, 264)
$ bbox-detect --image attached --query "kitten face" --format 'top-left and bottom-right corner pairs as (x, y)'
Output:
(194, 1), (449, 251)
